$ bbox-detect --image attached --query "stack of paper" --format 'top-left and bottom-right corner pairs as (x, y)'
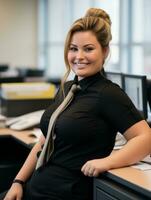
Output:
(132, 162), (151, 171)
(114, 132), (127, 150)
(1, 82), (56, 99)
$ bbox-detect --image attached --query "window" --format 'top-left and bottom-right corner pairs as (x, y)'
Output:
(38, 0), (151, 79)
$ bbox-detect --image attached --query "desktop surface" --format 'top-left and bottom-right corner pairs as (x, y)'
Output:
(94, 167), (151, 200)
(0, 127), (151, 198)
(0, 128), (38, 146)
(108, 167), (151, 194)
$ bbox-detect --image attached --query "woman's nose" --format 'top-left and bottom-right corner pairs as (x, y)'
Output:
(76, 50), (84, 59)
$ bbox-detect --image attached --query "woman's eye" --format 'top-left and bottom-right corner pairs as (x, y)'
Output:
(69, 47), (77, 52)
(85, 47), (93, 52)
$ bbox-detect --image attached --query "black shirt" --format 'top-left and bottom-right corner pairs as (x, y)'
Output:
(27, 72), (143, 200)
(40, 72), (143, 170)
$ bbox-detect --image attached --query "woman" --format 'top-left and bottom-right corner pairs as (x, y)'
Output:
(2, 7), (151, 200)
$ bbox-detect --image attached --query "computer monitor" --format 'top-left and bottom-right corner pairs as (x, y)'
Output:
(123, 74), (148, 119)
(147, 79), (151, 112)
(0, 64), (9, 72)
(106, 71), (124, 89)
(0, 76), (24, 84)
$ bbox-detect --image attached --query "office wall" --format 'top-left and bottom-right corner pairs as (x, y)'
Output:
(0, 0), (38, 68)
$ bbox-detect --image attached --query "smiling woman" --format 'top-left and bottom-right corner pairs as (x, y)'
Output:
(63, 9), (112, 84)
(1, 7), (151, 200)
(67, 31), (108, 80)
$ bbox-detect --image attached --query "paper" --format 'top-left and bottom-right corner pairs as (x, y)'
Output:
(132, 162), (151, 171)
(1, 82), (56, 99)
(114, 132), (127, 150)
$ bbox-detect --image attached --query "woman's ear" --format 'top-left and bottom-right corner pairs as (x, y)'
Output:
(104, 47), (109, 59)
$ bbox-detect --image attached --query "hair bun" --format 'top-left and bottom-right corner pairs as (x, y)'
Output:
(84, 8), (111, 26)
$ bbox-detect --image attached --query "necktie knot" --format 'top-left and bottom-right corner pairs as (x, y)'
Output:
(71, 84), (81, 94)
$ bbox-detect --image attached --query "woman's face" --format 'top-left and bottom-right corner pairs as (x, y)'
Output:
(67, 31), (108, 80)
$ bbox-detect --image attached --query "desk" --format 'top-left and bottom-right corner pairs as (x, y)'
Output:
(94, 167), (151, 199)
(1, 129), (151, 198)
(0, 128), (38, 146)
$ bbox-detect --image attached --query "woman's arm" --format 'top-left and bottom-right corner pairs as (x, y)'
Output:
(3, 135), (45, 200)
(81, 120), (151, 177)
(108, 120), (151, 166)
(14, 134), (45, 182)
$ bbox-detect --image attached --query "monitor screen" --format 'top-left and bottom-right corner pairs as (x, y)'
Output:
(123, 74), (148, 119)
(106, 71), (123, 89)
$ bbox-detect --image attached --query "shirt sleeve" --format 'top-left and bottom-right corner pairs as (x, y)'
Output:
(99, 83), (143, 134)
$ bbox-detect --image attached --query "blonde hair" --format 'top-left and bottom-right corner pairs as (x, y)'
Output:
(61, 8), (112, 92)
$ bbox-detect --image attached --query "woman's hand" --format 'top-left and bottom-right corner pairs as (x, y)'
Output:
(81, 158), (110, 177)
(3, 183), (23, 200)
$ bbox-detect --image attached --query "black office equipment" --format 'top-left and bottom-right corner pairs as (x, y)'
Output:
(17, 68), (45, 78)
(1, 98), (52, 117)
(0, 82), (55, 117)
(123, 74), (148, 119)
(47, 78), (61, 87)
(147, 79), (151, 111)
(0, 64), (9, 72)
(94, 174), (151, 200)
(17, 68), (46, 82)
(0, 136), (30, 192)
(0, 76), (24, 84)
(106, 71), (124, 89)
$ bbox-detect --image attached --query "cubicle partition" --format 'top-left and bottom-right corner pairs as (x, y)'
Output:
(0, 136), (31, 192)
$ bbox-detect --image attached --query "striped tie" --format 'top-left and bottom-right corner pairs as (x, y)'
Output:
(36, 83), (80, 169)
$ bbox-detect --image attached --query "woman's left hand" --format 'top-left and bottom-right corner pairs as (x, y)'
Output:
(81, 158), (110, 177)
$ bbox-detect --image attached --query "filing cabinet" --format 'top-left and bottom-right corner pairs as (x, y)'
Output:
(93, 174), (151, 200)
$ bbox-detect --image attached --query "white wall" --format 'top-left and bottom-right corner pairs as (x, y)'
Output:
(0, 0), (38, 68)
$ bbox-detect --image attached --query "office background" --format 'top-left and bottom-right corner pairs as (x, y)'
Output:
(0, 0), (151, 79)
(1, 0), (151, 196)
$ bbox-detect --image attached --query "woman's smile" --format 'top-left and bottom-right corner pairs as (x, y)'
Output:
(73, 62), (90, 68)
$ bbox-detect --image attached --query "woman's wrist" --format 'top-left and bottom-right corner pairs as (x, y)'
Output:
(13, 179), (25, 186)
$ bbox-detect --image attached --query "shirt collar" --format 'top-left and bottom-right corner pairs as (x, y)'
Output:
(77, 72), (104, 91)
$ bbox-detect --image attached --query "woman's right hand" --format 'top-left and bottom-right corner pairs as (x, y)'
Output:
(3, 183), (23, 200)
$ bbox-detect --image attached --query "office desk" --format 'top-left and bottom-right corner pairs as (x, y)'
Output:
(1, 128), (151, 199)
(94, 167), (151, 199)
(0, 128), (38, 146)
